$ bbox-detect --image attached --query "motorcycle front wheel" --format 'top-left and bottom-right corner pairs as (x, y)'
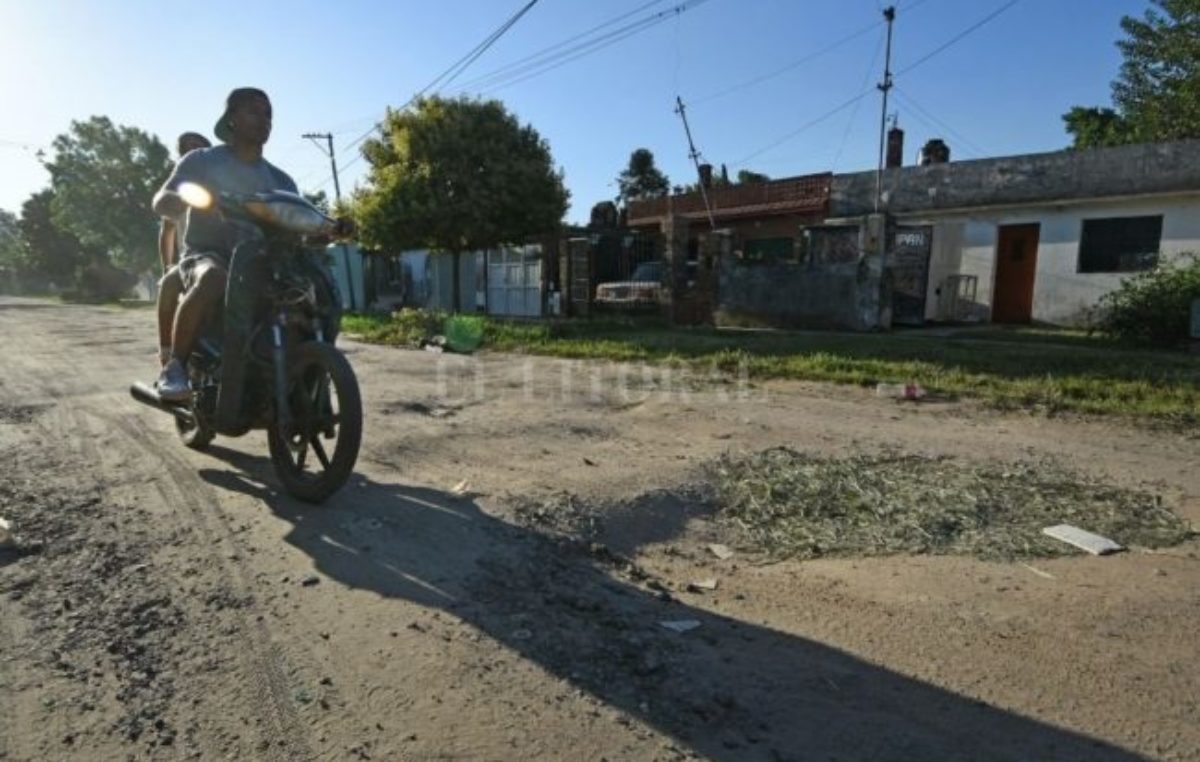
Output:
(267, 341), (363, 503)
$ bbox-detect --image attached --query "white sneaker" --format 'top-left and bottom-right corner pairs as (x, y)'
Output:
(155, 359), (190, 402)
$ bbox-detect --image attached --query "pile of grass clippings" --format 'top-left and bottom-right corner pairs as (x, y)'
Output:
(712, 448), (1194, 561)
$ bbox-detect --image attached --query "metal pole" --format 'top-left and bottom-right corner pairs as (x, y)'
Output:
(324, 134), (343, 205)
(875, 6), (896, 214)
(675, 96), (717, 231)
(303, 131), (356, 311)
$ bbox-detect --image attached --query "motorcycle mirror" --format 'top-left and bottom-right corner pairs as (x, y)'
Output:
(178, 182), (214, 210)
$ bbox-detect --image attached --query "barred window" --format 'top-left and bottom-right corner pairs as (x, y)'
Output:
(1078, 216), (1162, 273)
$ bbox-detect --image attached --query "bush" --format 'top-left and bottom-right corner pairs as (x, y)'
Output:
(1092, 254), (1200, 347)
(391, 307), (446, 344)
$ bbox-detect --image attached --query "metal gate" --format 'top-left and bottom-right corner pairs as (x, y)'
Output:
(889, 225), (932, 325)
(487, 245), (542, 317)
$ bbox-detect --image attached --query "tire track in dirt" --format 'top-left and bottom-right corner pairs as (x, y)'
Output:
(102, 412), (315, 762)
(0, 304), (315, 761)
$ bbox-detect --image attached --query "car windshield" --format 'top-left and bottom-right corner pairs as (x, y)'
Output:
(630, 262), (661, 282)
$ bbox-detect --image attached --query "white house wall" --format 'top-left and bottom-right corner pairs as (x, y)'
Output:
(903, 194), (1200, 325)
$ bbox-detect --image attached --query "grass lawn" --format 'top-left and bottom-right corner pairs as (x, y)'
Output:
(342, 312), (1200, 423)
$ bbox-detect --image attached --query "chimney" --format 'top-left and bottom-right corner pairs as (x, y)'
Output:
(886, 126), (904, 169)
(919, 138), (951, 166)
(698, 163), (713, 189)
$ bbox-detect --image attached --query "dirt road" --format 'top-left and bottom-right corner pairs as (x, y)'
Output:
(1, 297), (1198, 761)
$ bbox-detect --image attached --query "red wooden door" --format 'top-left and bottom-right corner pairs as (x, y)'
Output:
(992, 224), (1040, 324)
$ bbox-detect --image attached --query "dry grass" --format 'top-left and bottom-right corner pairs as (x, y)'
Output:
(712, 449), (1194, 561)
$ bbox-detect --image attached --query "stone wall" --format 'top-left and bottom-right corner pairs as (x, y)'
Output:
(832, 140), (1200, 218)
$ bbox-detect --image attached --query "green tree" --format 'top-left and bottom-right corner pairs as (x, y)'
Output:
(0, 209), (21, 271)
(353, 96), (569, 311)
(43, 116), (172, 272)
(17, 190), (94, 283)
(737, 169), (770, 184)
(616, 148), (670, 205)
(303, 190), (331, 214)
(1063, 107), (1136, 149)
(1064, 0), (1200, 147)
(675, 168), (732, 196)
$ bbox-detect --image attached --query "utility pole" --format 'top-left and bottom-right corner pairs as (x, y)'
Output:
(674, 96), (717, 231)
(303, 132), (342, 204)
(303, 131), (356, 311)
(875, 5), (896, 213)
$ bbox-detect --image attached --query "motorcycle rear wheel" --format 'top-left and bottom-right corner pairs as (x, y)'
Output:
(267, 341), (362, 503)
(175, 413), (215, 451)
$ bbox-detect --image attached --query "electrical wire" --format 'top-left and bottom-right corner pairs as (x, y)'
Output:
(428, 0), (542, 95)
(318, 0), (714, 189)
(734, 89), (876, 166)
(451, 0), (670, 93)
(733, 0), (1022, 168)
(689, 20), (879, 106)
(896, 0), (1021, 76)
(312, 0), (542, 190)
(892, 87), (989, 157)
(322, 0), (670, 140)
(688, 0), (937, 107)
(457, 0), (713, 96)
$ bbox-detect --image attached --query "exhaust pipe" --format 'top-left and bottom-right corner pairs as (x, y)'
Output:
(129, 382), (196, 425)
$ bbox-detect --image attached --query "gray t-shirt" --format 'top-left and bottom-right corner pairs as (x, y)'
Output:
(157, 145), (298, 257)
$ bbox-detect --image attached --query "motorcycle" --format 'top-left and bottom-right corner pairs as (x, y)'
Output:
(131, 183), (362, 503)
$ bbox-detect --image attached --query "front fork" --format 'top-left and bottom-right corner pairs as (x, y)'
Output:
(271, 314), (291, 434)
(273, 316), (330, 437)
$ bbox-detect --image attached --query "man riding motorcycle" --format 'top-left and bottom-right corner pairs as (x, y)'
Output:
(153, 87), (327, 400)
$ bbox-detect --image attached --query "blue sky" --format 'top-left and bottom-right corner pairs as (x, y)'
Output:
(0, 0), (1148, 223)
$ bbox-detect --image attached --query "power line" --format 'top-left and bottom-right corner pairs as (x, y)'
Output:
(897, 0), (1021, 76)
(688, 0), (937, 107)
(892, 87), (988, 157)
(459, 0), (714, 96)
(733, 0), (1023, 169)
(689, 20), (878, 106)
(311, 0), (542, 190)
(426, 0), (543, 97)
(735, 89), (875, 166)
(320, 0), (671, 140)
(318, 0), (714, 191)
(451, 0), (670, 93)
(346, 0), (539, 153)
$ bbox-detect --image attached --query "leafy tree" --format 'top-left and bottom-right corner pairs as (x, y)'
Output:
(353, 96), (569, 311)
(1063, 107), (1136, 149)
(1065, 0), (1200, 147)
(616, 148), (670, 205)
(737, 169), (770, 184)
(675, 169), (732, 196)
(43, 116), (172, 272)
(16, 190), (94, 283)
(303, 190), (331, 214)
(0, 209), (21, 271)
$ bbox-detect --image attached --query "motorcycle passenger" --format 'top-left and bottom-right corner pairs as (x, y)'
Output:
(152, 87), (298, 401)
(156, 131), (211, 368)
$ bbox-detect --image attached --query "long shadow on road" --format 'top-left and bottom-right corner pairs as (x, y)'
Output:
(199, 446), (1145, 762)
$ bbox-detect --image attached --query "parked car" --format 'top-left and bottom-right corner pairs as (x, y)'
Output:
(595, 261), (663, 307)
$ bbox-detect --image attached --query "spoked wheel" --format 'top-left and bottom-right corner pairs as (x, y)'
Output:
(267, 342), (362, 503)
